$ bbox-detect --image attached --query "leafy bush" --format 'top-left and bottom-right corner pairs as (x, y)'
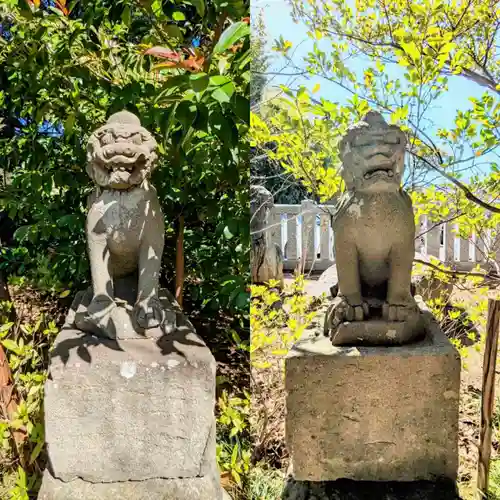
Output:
(250, 276), (324, 472)
(216, 389), (251, 494)
(0, 301), (59, 499)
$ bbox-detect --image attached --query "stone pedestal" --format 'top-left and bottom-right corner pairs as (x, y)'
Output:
(285, 311), (460, 482)
(38, 304), (224, 500)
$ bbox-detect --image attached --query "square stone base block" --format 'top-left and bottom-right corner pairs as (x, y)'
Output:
(38, 468), (227, 500)
(41, 319), (223, 499)
(285, 313), (461, 482)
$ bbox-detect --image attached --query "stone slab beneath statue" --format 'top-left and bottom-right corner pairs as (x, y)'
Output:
(285, 311), (460, 482)
(68, 276), (179, 339)
(330, 315), (426, 346)
(38, 468), (228, 500)
(40, 319), (223, 498)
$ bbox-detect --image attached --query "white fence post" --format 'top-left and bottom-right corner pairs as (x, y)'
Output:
(300, 200), (316, 271)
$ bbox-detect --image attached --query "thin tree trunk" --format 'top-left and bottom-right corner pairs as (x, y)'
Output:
(477, 299), (500, 498)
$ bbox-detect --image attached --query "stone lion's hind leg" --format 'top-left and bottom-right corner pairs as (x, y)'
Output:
(334, 238), (368, 322)
(133, 235), (164, 330)
(383, 244), (418, 322)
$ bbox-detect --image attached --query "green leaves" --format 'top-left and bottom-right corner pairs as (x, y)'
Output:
(1, 339), (20, 354)
(190, 73), (209, 93)
(172, 11), (186, 21)
(223, 225), (234, 239)
(400, 41), (420, 63)
(213, 22), (250, 54)
(210, 75), (235, 103)
(175, 101), (198, 129)
(13, 226), (32, 243)
(189, 0), (205, 17)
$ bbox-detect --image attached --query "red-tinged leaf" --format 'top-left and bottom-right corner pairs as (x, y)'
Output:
(241, 17), (250, 24)
(55, 0), (69, 15)
(152, 62), (182, 70)
(152, 56), (205, 73)
(144, 46), (182, 61)
(182, 56), (205, 72)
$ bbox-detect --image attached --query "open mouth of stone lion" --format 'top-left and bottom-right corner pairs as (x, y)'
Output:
(362, 154), (396, 180)
(96, 146), (148, 189)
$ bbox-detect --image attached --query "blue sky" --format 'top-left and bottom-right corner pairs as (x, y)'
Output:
(252, 0), (497, 181)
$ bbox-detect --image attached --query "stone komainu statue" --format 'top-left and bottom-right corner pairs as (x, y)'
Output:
(250, 185), (284, 286)
(74, 110), (173, 338)
(325, 111), (424, 345)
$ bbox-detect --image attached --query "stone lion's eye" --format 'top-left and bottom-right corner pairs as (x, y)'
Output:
(132, 134), (142, 145)
(101, 132), (113, 145)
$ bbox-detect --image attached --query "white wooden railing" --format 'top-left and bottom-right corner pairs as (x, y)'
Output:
(267, 201), (498, 273)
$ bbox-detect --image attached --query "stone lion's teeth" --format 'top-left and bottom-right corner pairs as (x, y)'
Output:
(388, 170), (394, 177)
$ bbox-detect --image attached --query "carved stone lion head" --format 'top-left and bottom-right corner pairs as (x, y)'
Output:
(339, 111), (406, 192)
(86, 110), (158, 190)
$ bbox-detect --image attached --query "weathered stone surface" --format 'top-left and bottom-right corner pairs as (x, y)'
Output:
(38, 468), (227, 500)
(324, 111), (420, 345)
(329, 315), (426, 346)
(68, 278), (177, 339)
(43, 321), (218, 484)
(251, 240), (284, 285)
(250, 185), (284, 285)
(285, 311), (460, 482)
(324, 296), (428, 346)
(81, 110), (174, 338)
(319, 256), (454, 306)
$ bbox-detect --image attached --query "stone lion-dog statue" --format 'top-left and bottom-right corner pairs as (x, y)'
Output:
(73, 110), (175, 338)
(324, 111), (425, 345)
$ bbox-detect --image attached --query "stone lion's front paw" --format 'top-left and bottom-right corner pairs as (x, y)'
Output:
(133, 297), (165, 329)
(75, 294), (117, 338)
(382, 302), (418, 322)
(343, 301), (369, 322)
(325, 297), (369, 335)
(86, 294), (116, 324)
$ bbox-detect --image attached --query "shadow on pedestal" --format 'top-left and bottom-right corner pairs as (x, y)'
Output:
(282, 478), (462, 500)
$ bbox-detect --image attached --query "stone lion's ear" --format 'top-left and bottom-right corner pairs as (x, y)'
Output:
(85, 162), (95, 181)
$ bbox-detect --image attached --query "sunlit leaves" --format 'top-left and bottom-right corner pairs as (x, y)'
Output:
(251, 86), (350, 201)
(213, 21), (250, 54)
